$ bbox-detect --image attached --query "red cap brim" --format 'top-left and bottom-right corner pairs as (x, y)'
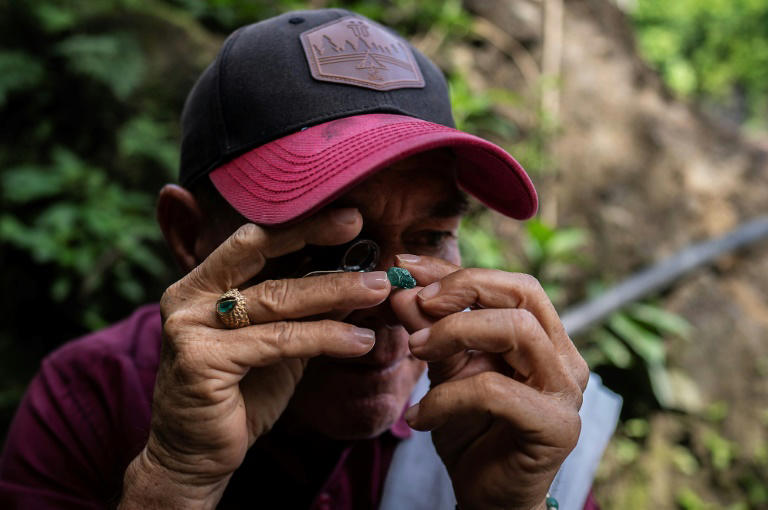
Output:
(209, 113), (537, 225)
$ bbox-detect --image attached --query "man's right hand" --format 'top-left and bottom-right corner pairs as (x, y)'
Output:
(120, 208), (391, 509)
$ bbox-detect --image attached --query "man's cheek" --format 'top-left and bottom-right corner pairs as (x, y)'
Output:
(389, 288), (434, 333)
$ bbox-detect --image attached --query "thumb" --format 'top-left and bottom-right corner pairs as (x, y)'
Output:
(389, 254), (460, 332)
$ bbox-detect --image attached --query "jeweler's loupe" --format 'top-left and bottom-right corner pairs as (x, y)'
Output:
(302, 239), (380, 277)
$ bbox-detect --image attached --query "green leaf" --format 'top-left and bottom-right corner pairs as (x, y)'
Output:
(608, 312), (666, 365)
(0, 51), (45, 106)
(1, 165), (64, 203)
(118, 116), (179, 175)
(703, 429), (737, 471)
(623, 418), (650, 439)
(626, 302), (692, 338)
(33, 3), (77, 32)
(648, 362), (674, 408)
(592, 328), (633, 369)
(56, 33), (145, 99)
(671, 445), (700, 476)
(458, 215), (508, 269)
(547, 228), (588, 259)
(51, 276), (72, 302)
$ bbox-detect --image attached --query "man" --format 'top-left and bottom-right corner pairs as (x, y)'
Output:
(0, 9), (620, 510)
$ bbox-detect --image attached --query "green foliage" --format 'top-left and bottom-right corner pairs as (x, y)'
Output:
(0, 0), (182, 398)
(0, 51), (45, 106)
(458, 214), (510, 271)
(118, 115), (179, 176)
(521, 218), (588, 305)
(169, 0), (472, 37)
(703, 429), (738, 471)
(56, 33), (145, 99)
(1, 148), (163, 327)
(448, 71), (523, 139)
(676, 487), (718, 510)
(633, 0), (768, 127)
(459, 215), (589, 307)
(581, 293), (693, 408)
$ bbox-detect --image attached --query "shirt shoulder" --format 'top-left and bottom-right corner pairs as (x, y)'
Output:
(0, 304), (163, 508)
(47, 302), (162, 372)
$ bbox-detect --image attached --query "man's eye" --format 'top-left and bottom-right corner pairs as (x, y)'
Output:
(410, 231), (455, 247)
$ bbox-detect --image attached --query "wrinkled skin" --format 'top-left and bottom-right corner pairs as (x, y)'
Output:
(119, 151), (588, 510)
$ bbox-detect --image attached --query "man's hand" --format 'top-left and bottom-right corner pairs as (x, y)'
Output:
(390, 255), (589, 510)
(120, 208), (391, 509)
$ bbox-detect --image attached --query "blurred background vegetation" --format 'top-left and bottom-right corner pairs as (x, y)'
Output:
(2, 0), (768, 507)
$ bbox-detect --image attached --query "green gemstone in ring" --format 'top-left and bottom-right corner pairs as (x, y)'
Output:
(217, 298), (237, 314)
(387, 267), (416, 289)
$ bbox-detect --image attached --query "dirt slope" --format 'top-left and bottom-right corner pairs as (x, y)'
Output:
(462, 0), (768, 506)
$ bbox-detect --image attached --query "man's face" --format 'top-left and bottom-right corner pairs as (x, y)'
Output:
(275, 150), (465, 440)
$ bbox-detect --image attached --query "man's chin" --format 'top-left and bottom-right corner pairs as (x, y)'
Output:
(310, 393), (405, 440)
(285, 357), (426, 440)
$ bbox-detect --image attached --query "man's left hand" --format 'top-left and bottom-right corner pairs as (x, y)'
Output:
(390, 255), (589, 510)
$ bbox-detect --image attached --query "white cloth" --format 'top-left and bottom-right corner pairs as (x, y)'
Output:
(379, 372), (622, 510)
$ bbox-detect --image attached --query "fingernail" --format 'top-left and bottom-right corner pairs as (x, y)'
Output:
(361, 271), (389, 290)
(352, 327), (375, 345)
(417, 282), (440, 300)
(395, 254), (420, 264)
(331, 208), (359, 225)
(404, 404), (420, 424)
(409, 327), (430, 348)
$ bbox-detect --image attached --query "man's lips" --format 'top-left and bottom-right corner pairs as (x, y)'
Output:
(328, 356), (406, 376)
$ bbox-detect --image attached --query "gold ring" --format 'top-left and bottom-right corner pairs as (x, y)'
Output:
(216, 289), (250, 329)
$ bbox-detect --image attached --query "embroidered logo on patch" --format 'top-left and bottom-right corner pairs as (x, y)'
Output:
(300, 16), (425, 91)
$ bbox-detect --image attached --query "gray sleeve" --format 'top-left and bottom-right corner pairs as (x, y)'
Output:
(380, 372), (622, 510)
(549, 373), (623, 510)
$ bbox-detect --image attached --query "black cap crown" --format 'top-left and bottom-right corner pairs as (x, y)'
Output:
(180, 9), (455, 187)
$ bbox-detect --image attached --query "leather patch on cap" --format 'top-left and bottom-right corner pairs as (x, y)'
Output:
(300, 16), (425, 91)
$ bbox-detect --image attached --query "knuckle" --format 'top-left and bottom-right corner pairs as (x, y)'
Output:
(161, 311), (188, 341)
(230, 223), (262, 251)
(516, 272), (544, 293)
(256, 279), (291, 313)
(457, 267), (492, 285)
(474, 371), (508, 399)
(268, 320), (297, 345)
(159, 281), (187, 315)
(329, 274), (350, 297)
(509, 308), (539, 338)
(562, 411), (582, 451)
(562, 376), (585, 410)
(574, 355), (590, 391)
(159, 288), (176, 317)
(459, 267), (483, 279)
(315, 319), (344, 341)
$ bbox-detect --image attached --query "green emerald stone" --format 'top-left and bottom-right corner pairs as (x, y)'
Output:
(217, 298), (236, 314)
(545, 496), (559, 510)
(387, 267), (416, 289)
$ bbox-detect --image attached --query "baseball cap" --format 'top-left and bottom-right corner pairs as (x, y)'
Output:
(180, 8), (537, 225)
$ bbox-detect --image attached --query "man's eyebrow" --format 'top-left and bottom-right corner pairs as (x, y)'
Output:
(429, 191), (470, 218)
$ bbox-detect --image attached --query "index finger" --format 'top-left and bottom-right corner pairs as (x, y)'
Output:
(180, 208), (363, 294)
(416, 269), (568, 342)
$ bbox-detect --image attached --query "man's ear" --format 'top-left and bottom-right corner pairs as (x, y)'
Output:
(156, 184), (203, 273)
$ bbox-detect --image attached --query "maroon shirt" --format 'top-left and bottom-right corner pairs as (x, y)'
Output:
(0, 304), (599, 509)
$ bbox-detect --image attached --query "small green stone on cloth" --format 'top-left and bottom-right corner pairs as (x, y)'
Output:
(387, 267), (416, 289)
